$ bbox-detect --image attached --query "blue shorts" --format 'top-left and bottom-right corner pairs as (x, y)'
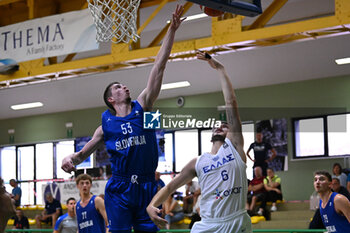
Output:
(105, 174), (158, 233)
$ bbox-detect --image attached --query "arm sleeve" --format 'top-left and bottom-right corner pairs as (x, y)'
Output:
(275, 177), (281, 184)
(263, 178), (268, 185)
(248, 143), (254, 150)
(54, 215), (64, 231)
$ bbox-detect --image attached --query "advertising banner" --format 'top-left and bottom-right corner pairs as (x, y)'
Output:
(0, 9), (98, 63)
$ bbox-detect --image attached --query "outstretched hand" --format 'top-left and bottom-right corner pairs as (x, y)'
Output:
(196, 51), (224, 70)
(170, 5), (185, 31)
(146, 205), (168, 229)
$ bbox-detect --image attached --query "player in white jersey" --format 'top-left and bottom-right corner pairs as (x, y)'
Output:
(146, 52), (252, 233)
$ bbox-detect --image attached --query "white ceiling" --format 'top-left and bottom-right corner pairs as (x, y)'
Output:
(1, 0), (350, 120)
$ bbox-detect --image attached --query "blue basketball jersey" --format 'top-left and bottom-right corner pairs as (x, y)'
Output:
(102, 100), (158, 176)
(320, 192), (350, 232)
(76, 195), (105, 233)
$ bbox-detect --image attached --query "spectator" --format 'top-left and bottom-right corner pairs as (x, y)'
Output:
(13, 209), (30, 230)
(246, 131), (277, 176)
(98, 167), (107, 179)
(53, 198), (77, 233)
(35, 192), (62, 228)
(246, 166), (267, 216)
(331, 178), (350, 201)
(163, 192), (184, 230)
(0, 177), (16, 233)
(155, 171), (165, 192)
(332, 163), (347, 187)
(10, 179), (21, 207)
(347, 173), (350, 193)
(263, 168), (283, 212)
(183, 180), (200, 213)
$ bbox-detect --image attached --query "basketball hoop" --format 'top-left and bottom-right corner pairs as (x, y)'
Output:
(87, 0), (141, 43)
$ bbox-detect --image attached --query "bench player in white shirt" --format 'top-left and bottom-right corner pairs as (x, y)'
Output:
(147, 52), (252, 233)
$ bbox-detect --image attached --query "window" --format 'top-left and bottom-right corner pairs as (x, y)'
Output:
(293, 113), (350, 158)
(20, 182), (35, 205)
(36, 143), (53, 179)
(56, 140), (75, 179)
(294, 118), (324, 157)
(175, 129), (198, 172)
(200, 129), (212, 154)
(242, 123), (255, 180)
(0, 146), (16, 191)
(157, 133), (174, 173)
(35, 181), (47, 205)
(328, 114), (350, 156)
(17, 146), (35, 181)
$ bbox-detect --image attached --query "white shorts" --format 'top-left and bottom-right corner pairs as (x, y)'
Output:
(191, 210), (252, 233)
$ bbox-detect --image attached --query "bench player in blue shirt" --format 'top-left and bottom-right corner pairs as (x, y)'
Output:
(314, 170), (350, 232)
(75, 174), (108, 233)
(61, 5), (184, 233)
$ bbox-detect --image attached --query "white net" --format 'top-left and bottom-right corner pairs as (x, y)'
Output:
(87, 0), (141, 43)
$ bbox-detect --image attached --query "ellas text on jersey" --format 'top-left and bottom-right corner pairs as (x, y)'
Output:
(203, 153), (235, 174)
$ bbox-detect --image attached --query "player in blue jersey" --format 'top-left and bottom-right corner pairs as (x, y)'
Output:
(75, 174), (108, 233)
(61, 5), (184, 233)
(314, 171), (350, 232)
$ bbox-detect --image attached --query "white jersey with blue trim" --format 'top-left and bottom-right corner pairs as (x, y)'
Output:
(195, 138), (247, 220)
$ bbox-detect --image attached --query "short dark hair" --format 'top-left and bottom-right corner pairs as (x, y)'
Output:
(103, 82), (120, 112)
(66, 197), (76, 204)
(332, 177), (340, 183)
(314, 170), (332, 182)
(76, 174), (92, 185)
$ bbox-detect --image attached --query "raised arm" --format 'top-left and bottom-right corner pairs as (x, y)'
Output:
(137, 5), (184, 111)
(197, 52), (246, 162)
(147, 158), (197, 228)
(61, 126), (104, 173)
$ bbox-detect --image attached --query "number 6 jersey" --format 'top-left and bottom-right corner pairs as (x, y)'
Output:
(195, 138), (248, 220)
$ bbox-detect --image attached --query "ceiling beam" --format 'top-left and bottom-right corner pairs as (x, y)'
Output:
(0, 0), (24, 6)
(0, 0), (350, 88)
(248, 0), (289, 30)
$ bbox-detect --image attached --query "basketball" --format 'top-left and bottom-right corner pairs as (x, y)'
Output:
(200, 5), (224, 17)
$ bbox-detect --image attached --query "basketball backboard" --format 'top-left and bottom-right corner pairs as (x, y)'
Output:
(186, 0), (262, 17)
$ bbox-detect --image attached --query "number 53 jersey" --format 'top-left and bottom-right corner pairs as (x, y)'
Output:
(195, 138), (248, 220)
(102, 100), (158, 176)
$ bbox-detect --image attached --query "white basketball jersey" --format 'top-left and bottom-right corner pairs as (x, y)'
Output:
(195, 138), (247, 220)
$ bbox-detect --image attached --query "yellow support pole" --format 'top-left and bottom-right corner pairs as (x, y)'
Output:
(26, 0), (34, 19)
